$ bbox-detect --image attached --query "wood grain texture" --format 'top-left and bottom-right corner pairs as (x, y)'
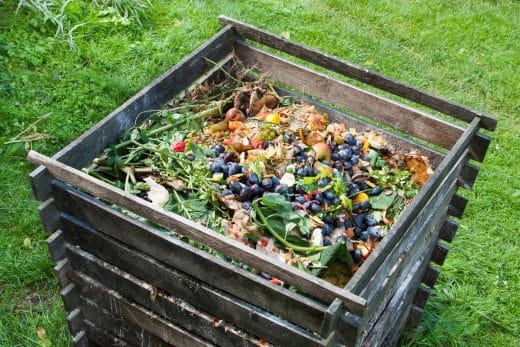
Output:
(346, 117), (480, 295)
(83, 320), (131, 347)
(412, 286), (432, 309)
(448, 193), (468, 219)
(46, 229), (65, 262)
(439, 218), (460, 243)
(430, 243), (450, 266)
(74, 271), (213, 347)
(61, 224), (319, 346)
(60, 283), (80, 313)
(459, 162), (480, 190)
(38, 197), (60, 232)
(235, 41), (464, 151)
(218, 15), (497, 131)
(28, 151), (366, 315)
(66, 308), (84, 337)
(422, 266), (441, 288)
(29, 25), (236, 201)
(72, 330), (89, 347)
(51, 180), (326, 332)
(405, 305), (425, 329)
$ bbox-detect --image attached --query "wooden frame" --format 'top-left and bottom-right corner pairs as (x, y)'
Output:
(29, 16), (495, 347)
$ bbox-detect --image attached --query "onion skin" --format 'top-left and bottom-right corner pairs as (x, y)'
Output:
(225, 107), (245, 122)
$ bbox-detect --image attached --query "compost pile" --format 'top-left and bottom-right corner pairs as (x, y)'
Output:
(86, 67), (432, 288)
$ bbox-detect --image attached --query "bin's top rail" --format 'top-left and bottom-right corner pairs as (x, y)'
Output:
(218, 15), (497, 132)
(27, 150), (366, 316)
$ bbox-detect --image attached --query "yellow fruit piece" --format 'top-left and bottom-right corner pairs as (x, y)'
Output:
(353, 192), (369, 204)
(361, 139), (370, 152)
(264, 112), (281, 124)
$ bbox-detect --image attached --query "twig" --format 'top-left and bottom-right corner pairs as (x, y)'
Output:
(2, 113), (51, 146)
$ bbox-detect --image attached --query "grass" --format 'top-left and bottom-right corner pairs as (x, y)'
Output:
(0, 0), (518, 345)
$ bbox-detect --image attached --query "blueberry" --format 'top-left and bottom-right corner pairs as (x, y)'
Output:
(354, 226), (364, 236)
(309, 203), (322, 214)
(219, 163), (229, 174)
(336, 235), (347, 243)
(315, 192), (325, 204)
(365, 215), (378, 227)
(228, 162), (242, 176)
(283, 133), (294, 143)
(260, 272), (272, 280)
(351, 155), (359, 165)
(352, 146), (360, 155)
(353, 249), (362, 263)
(353, 214), (366, 228)
(250, 184), (264, 197)
(209, 162), (221, 173)
(186, 153), (195, 161)
(261, 178), (273, 190)
(295, 185), (306, 194)
(274, 184), (288, 194)
(322, 214), (335, 225)
(369, 186), (383, 196)
(352, 204), (361, 213)
(332, 197), (341, 205)
(296, 154), (307, 162)
(322, 223), (333, 236)
(367, 226), (381, 239)
(343, 161), (353, 170)
(344, 220), (353, 229)
(242, 201), (252, 210)
(271, 176), (280, 186)
(359, 231), (369, 241)
(323, 239), (332, 246)
(287, 186), (295, 194)
(320, 159), (332, 166)
(294, 146), (303, 156)
(339, 149), (352, 160)
(339, 144), (351, 151)
(294, 195), (307, 204)
(324, 190), (336, 201)
(214, 144), (225, 155)
(333, 161), (343, 170)
(220, 189), (233, 196)
(345, 133), (357, 146)
(262, 141), (273, 149)
(237, 186), (252, 202)
(296, 168), (307, 176)
(317, 177), (330, 187)
(359, 200), (371, 211)
(229, 181), (242, 194)
(348, 184), (360, 197)
(303, 201), (312, 209)
(331, 153), (340, 161)
(248, 172), (259, 185)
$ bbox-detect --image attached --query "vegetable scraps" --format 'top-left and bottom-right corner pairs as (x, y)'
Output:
(85, 65), (433, 288)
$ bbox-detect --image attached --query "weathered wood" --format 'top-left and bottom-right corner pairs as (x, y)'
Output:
(67, 308), (84, 336)
(54, 258), (72, 288)
(83, 320), (131, 347)
(235, 41), (468, 151)
(28, 151), (366, 315)
(74, 271), (215, 347)
(81, 297), (183, 347)
(218, 15), (497, 132)
(320, 299), (343, 338)
(29, 25), (237, 201)
(38, 198), (60, 232)
(61, 232), (316, 347)
(448, 193), (468, 219)
(346, 118), (480, 295)
(46, 229), (65, 262)
(459, 162), (480, 190)
(405, 305), (425, 329)
(412, 286), (432, 309)
(430, 243), (450, 266)
(439, 218), (460, 243)
(276, 87), (443, 167)
(422, 266), (441, 288)
(60, 283), (80, 313)
(72, 330), (89, 347)
(51, 181), (326, 332)
(335, 313), (362, 347)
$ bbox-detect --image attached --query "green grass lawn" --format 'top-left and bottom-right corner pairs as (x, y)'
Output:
(1, 0), (519, 345)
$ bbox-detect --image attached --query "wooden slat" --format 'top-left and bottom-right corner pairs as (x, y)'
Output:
(51, 181), (326, 332)
(448, 193), (468, 219)
(84, 320), (131, 347)
(46, 229), (65, 262)
(405, 305), (425, 329)
(439, 218), (460, 243)
(67, 308), (84, 336)
(28, 151), (366, 315)
(412, 286), (432, 309)
(218, 15), (498, 132)
(60, 283), (80, 313)
(38, 198), (60, 232)
(29, 25), (237, 201)
(74, 272), (213, 347)
(54, 258), (72, 288)
(72, 330), (89, 347)
(235, 41), (465, 151)
(346, 117), (480, 294)
(320, 299), (343, 337)
(459, 162), (480, 190)
(430, 243), (450, 266)
(334, 313), (362, 347)
(61, 230), (317, 347)
(422, 266), (441, 288)
(276, 87), (443, 167)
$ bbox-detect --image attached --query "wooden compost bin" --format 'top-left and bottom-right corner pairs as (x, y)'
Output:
(28, 16), (496, 347)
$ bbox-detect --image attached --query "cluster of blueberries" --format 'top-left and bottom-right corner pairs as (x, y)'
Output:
(208, 131), (385, 259)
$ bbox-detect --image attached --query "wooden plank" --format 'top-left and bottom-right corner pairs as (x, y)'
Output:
(276, 87), (443, 167)
(51, 181), (326, 332)
(28, 151), (366, 315)
(430, 243), (450, 266)
(448, 193), (468, 219)
(84, 320), (131, 347)
(218, 15), (498, 132)
(412, 286), (432, 309)
(67, 308), (84, 336)
(439, 218), (459, 243)
(346, 117), (480, 295)
(459, 162), (480, 190)
(61, 233), (315, 347)
(74, 271), (214, 347)
(38, 198), (60, 232)
(334, 313), (362, 347)
(29, 25), (237, 201)
(422, 266), (441, 288)
(235, 41), (466, 151)
(72, 330), (88, 347)
(54, 258), (72, 288)
(320, 299), (343, 337)
(405, 305), (425, 329)
(81, 297), (183, 347)
(46, 229), (65, 262)
(60, 283), (80, 313)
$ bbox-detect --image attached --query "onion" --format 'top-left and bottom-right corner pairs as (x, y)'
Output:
(225, 107), (245, 122)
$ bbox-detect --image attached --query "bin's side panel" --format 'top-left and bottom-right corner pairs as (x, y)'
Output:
(30, 25), (236, 201)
